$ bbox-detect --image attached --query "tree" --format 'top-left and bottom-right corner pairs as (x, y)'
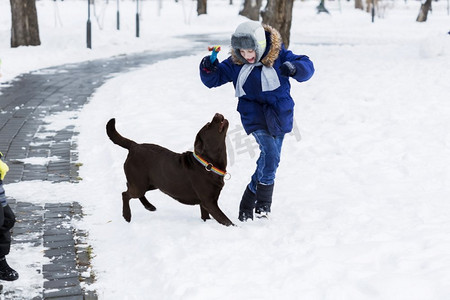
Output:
(239, 0), (263, 21)
(355, 0), (364, 10)
(197, 0), (207, 15)
(261, 0), (294, 48)
(416, 0), (432, 22)
(10, 0), (41, 48)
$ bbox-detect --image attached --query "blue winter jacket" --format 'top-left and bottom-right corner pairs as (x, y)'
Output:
(200, 25), (314, 136)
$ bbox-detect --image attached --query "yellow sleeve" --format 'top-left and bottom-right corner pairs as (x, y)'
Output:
(0, 160), (9, 180)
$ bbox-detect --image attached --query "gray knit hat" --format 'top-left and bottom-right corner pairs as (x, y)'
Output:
(231, 21), (267, 64)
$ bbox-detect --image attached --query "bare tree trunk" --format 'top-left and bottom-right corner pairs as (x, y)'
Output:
(261, 0), (294, 48)
(197, 0), (207, 15)
(10, 0), (41, 48)
(355, 0), (364, 10)
(416, 0), (432, 22)
(239, 0), (263, 21)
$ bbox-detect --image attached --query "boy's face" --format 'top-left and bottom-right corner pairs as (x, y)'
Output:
(240, 49), (256, 64)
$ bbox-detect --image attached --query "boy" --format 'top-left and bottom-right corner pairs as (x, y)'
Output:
(199, 21), (314, 221)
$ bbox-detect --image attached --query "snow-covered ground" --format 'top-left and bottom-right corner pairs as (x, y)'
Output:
(1, 0), (450, 299)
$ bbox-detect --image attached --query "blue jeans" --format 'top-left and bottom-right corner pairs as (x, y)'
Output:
(248, 130), (285, 193)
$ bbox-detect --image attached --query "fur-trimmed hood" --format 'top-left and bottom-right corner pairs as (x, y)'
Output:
(231, 24), (282, 67)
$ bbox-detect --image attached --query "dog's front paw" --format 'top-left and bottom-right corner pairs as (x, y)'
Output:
(223, 220), (235, 227)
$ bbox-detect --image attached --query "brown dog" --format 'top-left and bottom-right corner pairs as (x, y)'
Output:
(106, 113), (234, 226)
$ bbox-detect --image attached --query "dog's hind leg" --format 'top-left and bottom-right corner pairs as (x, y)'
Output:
(139, 196), (156, 212)
(200, 205), (211, 222)
(122, 191), (132, 222)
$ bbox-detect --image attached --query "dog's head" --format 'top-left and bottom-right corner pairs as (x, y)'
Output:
(194, 113), (229, 164)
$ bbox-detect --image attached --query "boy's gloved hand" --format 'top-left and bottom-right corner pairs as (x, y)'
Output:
(201, 56), (218, 73)
(0, 152), (9, 181)
(280, 61), (297, 77)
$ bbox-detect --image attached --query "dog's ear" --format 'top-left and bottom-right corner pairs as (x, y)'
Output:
(194, 133), (204, 154)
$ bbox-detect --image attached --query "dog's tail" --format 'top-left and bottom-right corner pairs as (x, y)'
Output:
(106, 118), (135, 150)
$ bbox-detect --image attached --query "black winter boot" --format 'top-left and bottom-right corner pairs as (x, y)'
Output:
(238, 185), (256, 222)
(255, 183), (274, 219)
(0, 257), (18, 281)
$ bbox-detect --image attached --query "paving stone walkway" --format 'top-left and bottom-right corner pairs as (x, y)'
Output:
(0, 46), (203, 299)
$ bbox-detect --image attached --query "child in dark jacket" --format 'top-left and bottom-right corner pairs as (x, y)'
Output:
(199, 21), (314, 221)
(0, 152), (19, 281)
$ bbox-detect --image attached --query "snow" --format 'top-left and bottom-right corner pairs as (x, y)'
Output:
(13, 156), (62, 165)
(1, 0), (450, 299)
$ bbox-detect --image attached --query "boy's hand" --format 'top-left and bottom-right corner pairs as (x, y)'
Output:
(280, 61), (297, 77)
(201, 56), (218, 74)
